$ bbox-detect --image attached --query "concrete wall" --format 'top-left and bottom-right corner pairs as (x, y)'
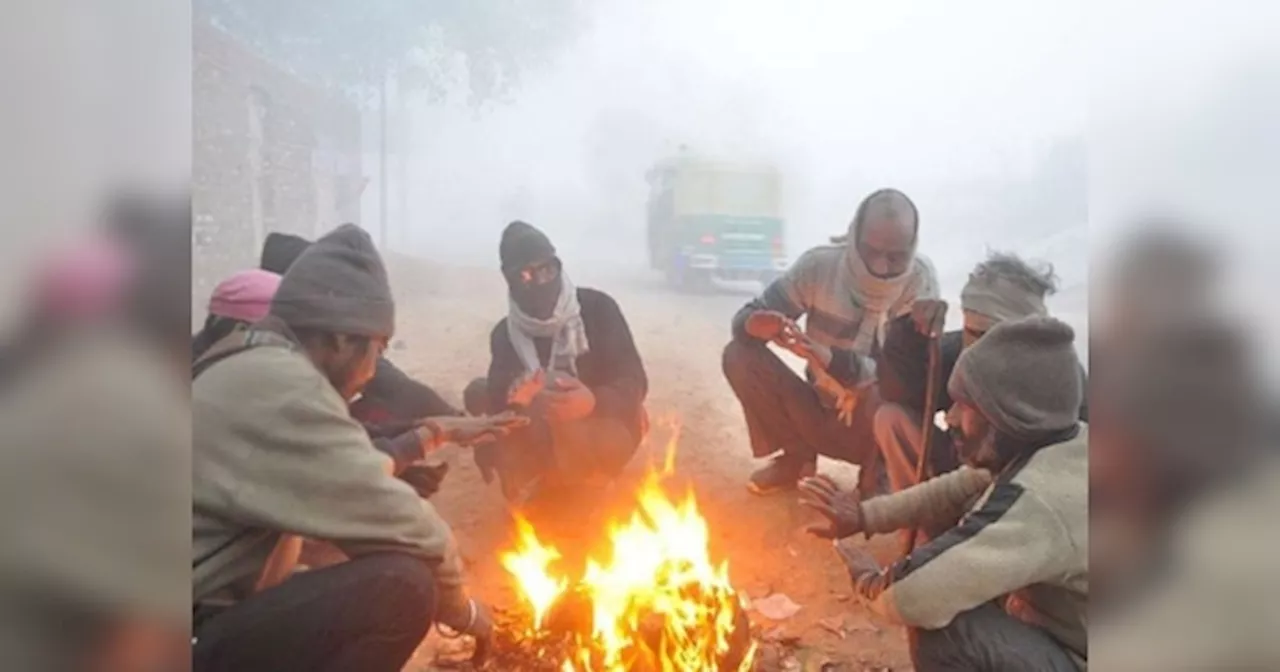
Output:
(192, 18), (364, 303)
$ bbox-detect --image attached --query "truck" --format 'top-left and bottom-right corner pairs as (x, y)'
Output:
(645, 153), (787, 290)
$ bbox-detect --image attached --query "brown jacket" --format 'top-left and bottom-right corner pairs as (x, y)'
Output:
(192, 329), (469, 621)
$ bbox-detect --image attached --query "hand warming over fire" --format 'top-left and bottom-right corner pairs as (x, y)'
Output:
(418, 412), (529, 450)
(507, 368), (546, 408)
(775, 320), (834, 370)
(799, 475), (865, 539)
(542, 376), (596, 422)
(438, 597), (495, 666)
(833, 539), (883, 585)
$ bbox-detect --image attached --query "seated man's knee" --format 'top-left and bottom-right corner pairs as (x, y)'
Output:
(721, 339), (766, 383)
(463, 377), (490, 415)
(873, 403), (916, 446)
(349, 554), (437, 628)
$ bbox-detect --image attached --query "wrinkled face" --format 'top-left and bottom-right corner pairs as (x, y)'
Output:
(316, 333), (387, 401)
(509, 255), (562, 319)
(855, 215), (915, 278)
(945, 400), (998, 469)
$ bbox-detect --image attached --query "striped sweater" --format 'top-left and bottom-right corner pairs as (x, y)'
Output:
(853, 425), (1090, 669)
(732, 244), (939, 385)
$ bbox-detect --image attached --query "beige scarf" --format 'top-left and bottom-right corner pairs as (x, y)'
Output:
(506, 273), (590, 377)
(840, 247), (918, 354)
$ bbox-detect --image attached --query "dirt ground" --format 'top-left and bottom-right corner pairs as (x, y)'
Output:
(382, 260), (913, 671)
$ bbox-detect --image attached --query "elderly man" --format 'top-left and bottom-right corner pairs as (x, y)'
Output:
(803, 316), (1089, 671)
(261, 231), (462, 423)
(193, 225), (522, 672)
(872, 252), (1089, 504)
(722, 188), (941, 495)
(466, 221), (649, 506)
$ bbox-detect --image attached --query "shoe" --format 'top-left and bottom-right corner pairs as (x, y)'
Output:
(747, 454), (817, 495)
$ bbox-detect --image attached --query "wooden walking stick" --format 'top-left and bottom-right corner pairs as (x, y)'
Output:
(903, 334), (943, 556)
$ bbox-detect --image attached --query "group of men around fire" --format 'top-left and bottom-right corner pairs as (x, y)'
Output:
(189, 188), (1088, 671)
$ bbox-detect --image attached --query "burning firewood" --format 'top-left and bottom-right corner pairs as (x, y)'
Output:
(492, 428), (761, 671)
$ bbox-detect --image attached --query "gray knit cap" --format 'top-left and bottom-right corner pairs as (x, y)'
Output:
(948, 316), (1083, 439)
(268, 223), (395, 338)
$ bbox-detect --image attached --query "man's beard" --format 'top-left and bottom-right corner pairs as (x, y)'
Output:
(951, 425), (1001, 471)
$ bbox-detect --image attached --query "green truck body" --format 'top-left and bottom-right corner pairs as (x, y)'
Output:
(645, 155), (787, 288)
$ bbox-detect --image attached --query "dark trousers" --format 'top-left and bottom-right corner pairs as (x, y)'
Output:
(910, 603), (1080, 672)
(466, 377), (639, 502)
(721, 340), (878, 467)
(193, 554), (436, 672)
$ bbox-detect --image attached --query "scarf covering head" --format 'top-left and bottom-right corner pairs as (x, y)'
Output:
(30, 233), (135, 322)
(960, 254), (1052, 333)
(839, 188), (921, 353)
(208, 269), (281, 323)
(948, 316), (1083, 440)
(269, 223), (396, 338)
(499, 221), (588, 376)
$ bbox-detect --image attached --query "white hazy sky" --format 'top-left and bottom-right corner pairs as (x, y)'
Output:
(387, 0), (1278, 362)
(392, 0), (1087, 268)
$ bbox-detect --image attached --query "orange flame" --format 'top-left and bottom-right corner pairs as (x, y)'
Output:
(500, 421), (755, 671)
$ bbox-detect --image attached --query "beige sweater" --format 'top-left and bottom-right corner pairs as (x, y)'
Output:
(192, 336), (469, 623)
(854, 426), (1089, 669)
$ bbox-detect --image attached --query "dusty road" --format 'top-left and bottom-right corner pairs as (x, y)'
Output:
(383, 260), (913, 671)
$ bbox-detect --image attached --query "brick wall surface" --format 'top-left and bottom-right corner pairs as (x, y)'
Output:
(192, 18), (363, 306)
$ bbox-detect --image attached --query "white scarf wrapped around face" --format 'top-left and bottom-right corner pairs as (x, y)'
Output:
(506, 272), (590, 377)
(840, 245), (917, 354)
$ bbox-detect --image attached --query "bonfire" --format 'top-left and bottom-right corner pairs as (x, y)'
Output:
(497, 426), (756, 671)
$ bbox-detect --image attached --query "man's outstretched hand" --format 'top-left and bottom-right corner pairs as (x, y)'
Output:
(507, 368), (546, 408)
(419, 413), (528, 450)
(799, 475), (865, 539)
(775, 321), (834, 370)
(745, 310), (790, 341)
(833, 539), (883, 584)
(544, 376), (596, 422)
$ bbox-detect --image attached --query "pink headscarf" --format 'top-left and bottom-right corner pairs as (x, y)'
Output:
(31, 233), (136, 321)
(208, 269), (281, 323)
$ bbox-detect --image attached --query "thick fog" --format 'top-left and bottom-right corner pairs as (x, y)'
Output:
(385, 0), (1086, 282)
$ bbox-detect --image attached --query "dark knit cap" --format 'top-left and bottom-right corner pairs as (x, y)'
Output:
(499, 220), (556, 273)
(268, 223), (395, 338)
(260, 232), (313, 275)
(948, 316), (1083, 440)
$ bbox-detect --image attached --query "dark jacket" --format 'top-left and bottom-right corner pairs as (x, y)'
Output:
(355, 356), (461, 422)
(875, 314), (1090, 422)
(486, 287), (648, 441)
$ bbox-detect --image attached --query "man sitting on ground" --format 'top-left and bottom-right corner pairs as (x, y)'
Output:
(193, 224), (523, 672)
(466, 221), (649, 506)
(803, 316), (1089, 671)
(722, 188), (940, 495)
